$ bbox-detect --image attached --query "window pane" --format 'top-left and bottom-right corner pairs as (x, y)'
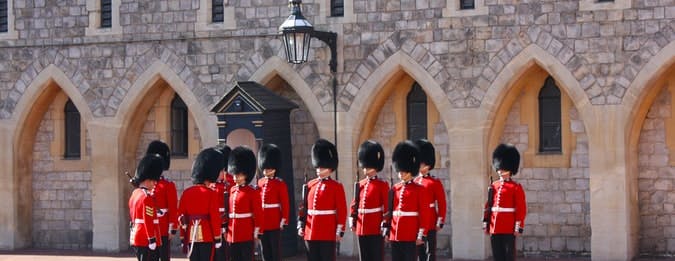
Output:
(212, 0), (224, 23)
(64, 100), (81, 158)
(101, 0), (112, 28)
(331, 0), (344, 17)
(0, 0), (7, 32)
(538, 77), (562, 153)
(460, 0), (475, 10)
(171, 95), (188, 156)
(407, 83), (427, 141)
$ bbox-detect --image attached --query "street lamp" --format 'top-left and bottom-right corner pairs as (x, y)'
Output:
(279, 0), (339, 179)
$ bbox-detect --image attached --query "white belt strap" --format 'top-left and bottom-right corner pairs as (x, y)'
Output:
(134, 219), (159, 224)
(263, 203), (281, 208)
(218, 208), (225, 212)
(429, 203), (436, 208)
(491, 207), (515, 212)
(308, 209), (337, 215)
(393, 210), (419, 217)
(358, 207), (383, 214)
(229, 213), (253, 218)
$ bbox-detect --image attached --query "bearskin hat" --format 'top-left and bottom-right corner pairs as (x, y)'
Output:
(216, 145), (232, 171)
(228, 146), (257, 184)
(358, 140), (385, 172)
(191, 148), (225, 184)
(415, 139), (436, 171)
(392, 140), (420, 176)
(132, 154), (164, 185)
(258, 143), (282, 175)
(145, 140), (170, 171)
(492, 143), (520, 175)
(311, 139), (338, 170)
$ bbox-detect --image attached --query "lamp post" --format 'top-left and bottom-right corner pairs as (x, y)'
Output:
(279, 0), (339, 180)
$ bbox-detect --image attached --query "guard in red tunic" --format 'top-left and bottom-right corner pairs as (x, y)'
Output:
(349, 140), (388, 261)
(390, 141), (432, 261)
(226, 146), (264, 261)
(299, 139), (347, 261)
(483, 144), (527, 261)
(413, 139), (447, 261)
(177, 148), (224, 261)
(213, 145), (232, 261)
(145, 140), (178, 261)
(129, 154), (164, 261)
(257, 144), (290, 261)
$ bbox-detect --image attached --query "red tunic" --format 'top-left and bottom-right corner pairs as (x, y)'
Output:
(349, 176), (389, 236)
(389, 181), (431, 242)
(303, 177), (347, 241)
(257, 177), (290, 231)
(486, 179), (527, 234)
(177, 185), (221, 243)
(154, 177), (178, 236)
(226, 185), (264, 243)
(414, 174), (447, 229)
(129, 187), (162, 247)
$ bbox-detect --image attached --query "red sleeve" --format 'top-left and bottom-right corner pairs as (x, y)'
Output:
(253, 189), (264, 231)
(209, 190), (221, 240)
(515, 183), (527, 228)
(418, 186), (432, 237)
(381, 181), (390, 218)
(434, 179), (447, 225)
(167, 182), (178, 227)
(143, 195), (157, 240)
(336, 182), (347, 232)
(280, 181), (290, 224)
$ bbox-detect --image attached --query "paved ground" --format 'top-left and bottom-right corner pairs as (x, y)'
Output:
(0, 249), (669, 261)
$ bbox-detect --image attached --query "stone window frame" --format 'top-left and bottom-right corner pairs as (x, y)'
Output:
(665, 84), (675, 166)
(170, 94), (189, 157)
(64, 99), (82, 159)
(406, 82), (428, 141)
(520, 75), (574, 168)
(443, 0), (488, 18)
(579, 0), (631, 11)
(85, 0), (121, 36)
(196, 0), (236, 32)
(538, 76), (562, 153)
(0, 0), (18, 40)
(50, 92), (90, 171)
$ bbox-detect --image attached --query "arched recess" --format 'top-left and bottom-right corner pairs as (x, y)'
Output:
(484, 44), (596, 255)
(348, 51), (452, 146)
(483, 44), (591, 154)
(9, 64), (93, 248)
(248, 56), (329, 138)
(624, 41), (675, 256)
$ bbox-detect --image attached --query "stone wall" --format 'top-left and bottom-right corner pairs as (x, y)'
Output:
(32, 103), (92, 249)
(500, 97), (591, 256)
(638, 87), (675, 256)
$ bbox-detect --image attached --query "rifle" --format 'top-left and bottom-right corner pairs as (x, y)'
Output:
(124, 171), (138, 187)
(381, 166), (394, 238)
(297, 169), (309, 236)
(350, 168), (360, 230)
(482, 175), (494, 232)
(222, 187), (230, 236)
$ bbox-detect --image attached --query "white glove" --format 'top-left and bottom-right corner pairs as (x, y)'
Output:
(148, 242), (156, 250)
(215, 238), (223, 249)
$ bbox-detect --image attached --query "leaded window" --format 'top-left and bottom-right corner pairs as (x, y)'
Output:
(171, 95), (188, 157)
(0, 0), (8, 32)
(330, 0), (344, 17)
(538, 77), (562, 153)
(407, 82), (427, 141)
(212, 0), (224, 23)
(64, 100), (81, 158)
(460, 0), (475, 10)
(101, 0), (112, 28)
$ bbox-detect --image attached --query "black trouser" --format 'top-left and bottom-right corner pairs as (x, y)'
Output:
(490, 234), (516, 261)
(229, 241), (255, 261)
(305, 240), (336, 261)
(261, 229), (281, 261)
(357, 235), (384, 261)
(391, 241), (417, 261)
(158, 236), (170, 261)
(133, 246), (158, 261)
(188, 242), (213, 261)
(417, 229), (437, 261)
